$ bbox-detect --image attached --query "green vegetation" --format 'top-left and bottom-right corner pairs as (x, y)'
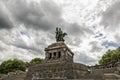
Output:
(30, 58), (43, 65)
(99, 47), (120, 65)
(0, 58), (43, 74)
(0, 59), (26, 74)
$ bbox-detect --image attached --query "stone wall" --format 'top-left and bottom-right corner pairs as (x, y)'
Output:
(92, 67), (117, 73)
(0, 71), (26, 80)
(25, 62), (89, 80)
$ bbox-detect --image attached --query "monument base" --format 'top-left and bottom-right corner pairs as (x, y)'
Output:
(25, 61), (89, 80)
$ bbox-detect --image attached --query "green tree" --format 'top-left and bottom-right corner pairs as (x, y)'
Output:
(30, 58), (43, 65)
(0, 59), (26, 74)
(99, 47), (120, 65)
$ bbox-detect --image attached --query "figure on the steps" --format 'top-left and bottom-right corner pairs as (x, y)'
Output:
(55, 27), (67, 42)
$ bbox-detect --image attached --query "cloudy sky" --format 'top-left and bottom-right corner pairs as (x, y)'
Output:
(0, 0), (120, 65)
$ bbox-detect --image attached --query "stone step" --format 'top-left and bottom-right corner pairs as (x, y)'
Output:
(104, 73), (120, 79)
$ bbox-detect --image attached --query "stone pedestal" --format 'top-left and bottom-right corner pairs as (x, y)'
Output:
(44, 42), (74, 63)
(25, 42), (89, 80)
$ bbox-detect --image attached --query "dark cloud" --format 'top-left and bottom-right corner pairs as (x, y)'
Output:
(115, 34), (120, 43)
(11, 39), (45, 55)
(0, 2), (13, 29)
(0, 45), (6, 51)
(89, 41), (102, 52)
(3, 0), (62, 31)
(8, 31), (47, 56)
(64, 23), (93, 46)
(74, 52), (96, 65)
(67, 23), (93, 36)
(0, 39), (9, 51)
(101, 1), (120, 29)
(3, 0), (93, 34)
(6, 0), (94, 45)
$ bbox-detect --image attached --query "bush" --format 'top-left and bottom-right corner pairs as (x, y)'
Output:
(99, 47), (120, 64)
(0, 59), (26, 74)
(30, 58), (43, 65)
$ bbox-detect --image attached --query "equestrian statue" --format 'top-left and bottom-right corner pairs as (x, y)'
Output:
(55, 27), (67, 42)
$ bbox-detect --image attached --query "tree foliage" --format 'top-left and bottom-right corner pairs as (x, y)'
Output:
(30, 58), (43, 65)
(99, 47), (120, 65)
(0, 59), (26, 74)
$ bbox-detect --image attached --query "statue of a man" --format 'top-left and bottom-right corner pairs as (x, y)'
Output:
(55, 27), (67, 42)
